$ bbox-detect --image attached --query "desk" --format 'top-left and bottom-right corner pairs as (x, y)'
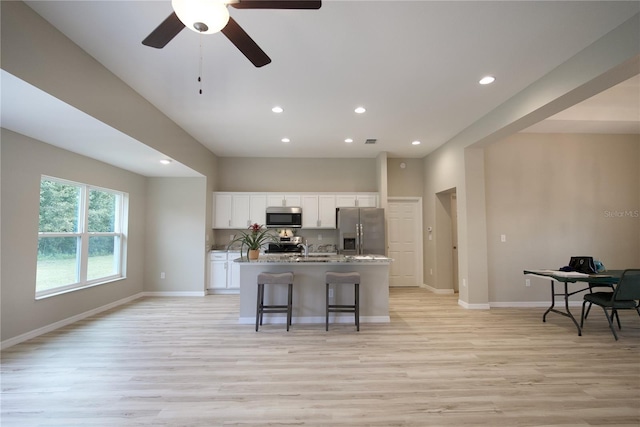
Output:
(523, 269), (622, 335)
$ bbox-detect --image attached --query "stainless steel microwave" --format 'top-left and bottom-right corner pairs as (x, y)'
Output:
(266, 206), (302, 228)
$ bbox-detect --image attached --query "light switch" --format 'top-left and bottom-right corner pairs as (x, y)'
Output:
(500, 234), (506, 242)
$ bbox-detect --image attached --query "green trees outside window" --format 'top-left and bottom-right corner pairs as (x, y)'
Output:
(36, 177), (127, 297)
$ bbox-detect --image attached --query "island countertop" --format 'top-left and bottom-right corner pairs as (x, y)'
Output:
(233, 254), (392, 264)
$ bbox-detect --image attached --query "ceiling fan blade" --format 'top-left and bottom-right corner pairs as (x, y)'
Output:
(221, 17), (271, 67)
(142, 12), (185, 48)
(230, 0), (321, 10)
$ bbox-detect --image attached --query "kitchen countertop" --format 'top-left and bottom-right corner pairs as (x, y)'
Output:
(234, 254), (391, 264)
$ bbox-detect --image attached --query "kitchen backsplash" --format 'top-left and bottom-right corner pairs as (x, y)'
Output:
(212, 229), (338, 252)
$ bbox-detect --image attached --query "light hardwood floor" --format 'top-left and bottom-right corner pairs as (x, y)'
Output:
(2, 288), (639, 426)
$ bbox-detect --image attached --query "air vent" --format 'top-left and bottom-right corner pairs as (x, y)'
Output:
(365, 138), (377, 144)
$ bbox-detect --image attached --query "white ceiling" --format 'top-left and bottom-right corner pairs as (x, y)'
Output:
(2, 1), (639, 177)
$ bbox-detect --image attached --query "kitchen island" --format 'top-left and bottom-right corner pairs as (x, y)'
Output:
(235, 254), (391, 326)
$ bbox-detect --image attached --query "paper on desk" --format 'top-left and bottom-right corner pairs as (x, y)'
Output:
(529, 269), (589, 277)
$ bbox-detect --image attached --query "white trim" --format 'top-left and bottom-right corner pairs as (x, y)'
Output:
(206, 288), (240, 295)
(239, 315), (391, 325)
(142, 291), (206, 297)
(421, 283), (455, 294)
(490, 301), (584, 308)
(458, 300), (491, 310)
(1, 292), (145, 350)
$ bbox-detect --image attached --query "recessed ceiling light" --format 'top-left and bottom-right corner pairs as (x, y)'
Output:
(281, 138), (290, 143)
(272, 106), (283, 113)
(479, 76), (496, 85)
(160, 159), (172, 165)
(354, 106), (366, 114)
(411, 140), (421, 145)
(345, 138), (353, 143)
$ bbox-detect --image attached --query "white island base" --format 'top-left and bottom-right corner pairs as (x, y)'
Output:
(237, 260), (390, 326)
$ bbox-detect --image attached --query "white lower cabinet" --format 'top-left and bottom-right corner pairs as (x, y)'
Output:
(227, 252), (241, 289)
(208, 251), (241, 293)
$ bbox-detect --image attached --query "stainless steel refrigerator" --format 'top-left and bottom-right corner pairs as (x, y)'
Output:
(337, 208), (386, 255)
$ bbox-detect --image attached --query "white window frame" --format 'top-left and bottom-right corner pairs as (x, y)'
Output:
(36, 176), (128, 299)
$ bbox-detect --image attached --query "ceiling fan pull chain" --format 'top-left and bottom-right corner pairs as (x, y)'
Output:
(198, 34), (203, 95)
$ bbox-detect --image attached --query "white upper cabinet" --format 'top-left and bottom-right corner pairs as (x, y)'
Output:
(355, 194), (378, 207)
(213, 193), (266, 229)
(302, 195), (337, 229)
(267, 194), (302, 207)
(317, 195), (337, 228)
(214, 193), (233, 228)
(231, 194), (250, 228)
(249, 194), (267, 226)
(214, 192), (377, 229)
(301, 195), (319, 228)
(335, 194), (378, 208)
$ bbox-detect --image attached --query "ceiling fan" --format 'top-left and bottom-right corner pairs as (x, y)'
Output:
(142, 0), (322, 67)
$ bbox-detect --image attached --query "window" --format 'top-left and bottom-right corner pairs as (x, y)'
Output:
(36, 176), (127, 298)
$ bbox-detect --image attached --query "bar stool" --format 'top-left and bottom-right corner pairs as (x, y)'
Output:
(256, 272), (294, 332)
(326, 271), (360, 331)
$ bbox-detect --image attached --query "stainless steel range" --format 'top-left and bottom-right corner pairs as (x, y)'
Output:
(266, 235), (303, 254)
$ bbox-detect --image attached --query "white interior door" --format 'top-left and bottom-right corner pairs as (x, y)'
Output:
(388, 199), (422, 287)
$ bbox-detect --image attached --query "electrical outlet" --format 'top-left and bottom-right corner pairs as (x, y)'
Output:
(500, 234), (507, 242)
(462, 278), (467, 287)
(329, 288), (334, 298)
(525, 279), (531, 287)
(430, 268), (433, 275)
(318, 234), (322, 241)
(229, 234), (235, 241)
(160, 272), (166, 279)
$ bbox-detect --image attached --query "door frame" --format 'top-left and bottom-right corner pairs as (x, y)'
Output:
(387, 197), (424, 288)
(435, 188), (457, 293)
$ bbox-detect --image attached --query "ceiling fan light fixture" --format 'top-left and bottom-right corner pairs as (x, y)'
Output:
(171, 0), (230, 34)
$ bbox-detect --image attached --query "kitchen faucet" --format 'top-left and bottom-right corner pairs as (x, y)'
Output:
(297, 240), (309, 257)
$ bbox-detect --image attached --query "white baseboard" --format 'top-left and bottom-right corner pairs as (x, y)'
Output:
(142, 291), (206, 297)
(1, 292), (145, 350)
(489, 301), (585, 308)
(206, 289), (240, 295)
(239, 315), (391, 325)
(458, 300), (491, 310)
(421, 283), (455, 294)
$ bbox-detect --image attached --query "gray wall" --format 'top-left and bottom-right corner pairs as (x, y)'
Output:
(485, 133), (640, 303)
(1, 130), (147, 340)
(387, 158), (424, 197)
(217, 157), (377, 192)
(146, 177), (208, 293)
